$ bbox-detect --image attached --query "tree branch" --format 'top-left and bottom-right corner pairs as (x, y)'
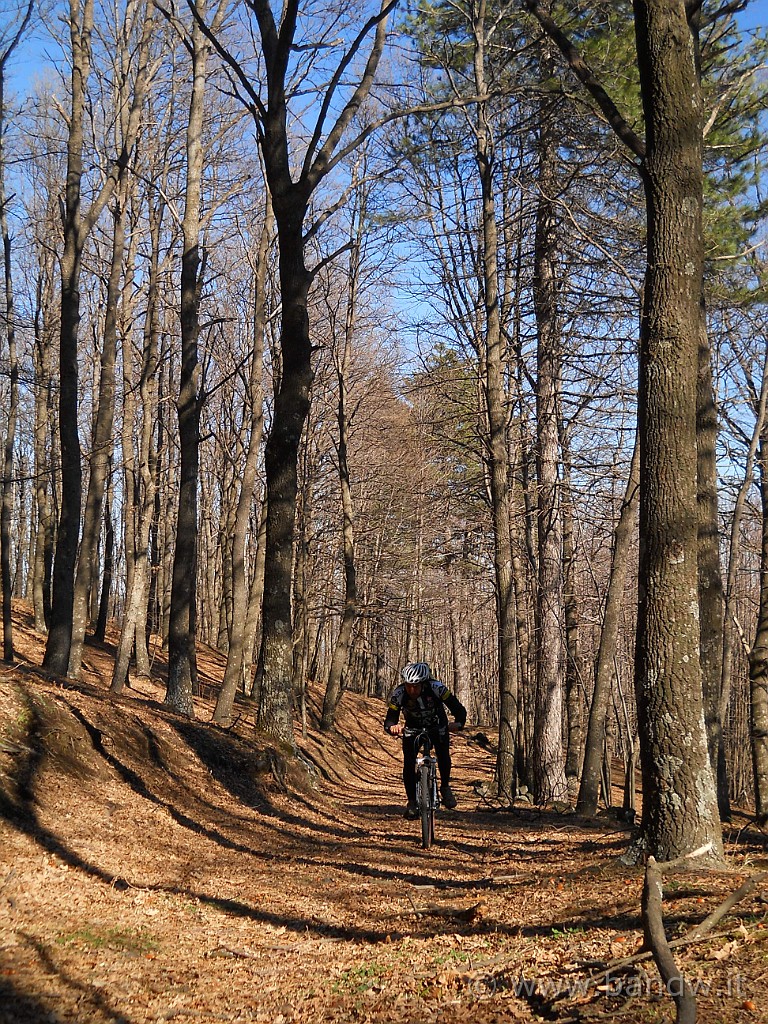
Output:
(521, 0), (646, 161)
(302, 0), (399, 183)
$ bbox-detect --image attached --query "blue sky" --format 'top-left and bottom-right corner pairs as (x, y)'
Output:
(738, 1), (767, 31)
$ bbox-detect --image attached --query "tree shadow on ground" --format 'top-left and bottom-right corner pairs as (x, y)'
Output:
(0, 979), (66, 1024)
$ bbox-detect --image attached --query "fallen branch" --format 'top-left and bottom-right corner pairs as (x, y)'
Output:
(642, 856), (696, 1024)
(684, 872), (767, 942)
(405, 896), (485, 922)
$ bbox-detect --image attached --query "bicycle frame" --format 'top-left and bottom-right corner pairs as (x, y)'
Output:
(405, 728), (439, 848)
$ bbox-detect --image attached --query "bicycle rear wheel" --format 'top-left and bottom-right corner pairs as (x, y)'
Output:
(417, 763), (434, 849)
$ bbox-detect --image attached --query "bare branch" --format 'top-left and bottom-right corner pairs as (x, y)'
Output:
(302, 0), (398, 183)
(521, 0), (646, 161)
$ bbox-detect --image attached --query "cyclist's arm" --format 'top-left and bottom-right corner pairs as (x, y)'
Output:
(383, 696), (402, 734)
(444, 691), (467, 729)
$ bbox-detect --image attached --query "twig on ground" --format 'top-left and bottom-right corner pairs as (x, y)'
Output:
(684, 871), (767, 942)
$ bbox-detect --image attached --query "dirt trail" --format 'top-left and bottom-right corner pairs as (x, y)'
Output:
(1, 619), (767, 1023)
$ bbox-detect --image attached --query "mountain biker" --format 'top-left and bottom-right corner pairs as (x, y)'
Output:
(384, 661), (467, 819)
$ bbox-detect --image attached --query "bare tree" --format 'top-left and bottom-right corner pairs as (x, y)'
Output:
(0, 0), (34, 660)
(200, 0), (399, 742)
(165, 0), (228, 715)
(213, 199), (272, 724)
(43, 0), (154, 675)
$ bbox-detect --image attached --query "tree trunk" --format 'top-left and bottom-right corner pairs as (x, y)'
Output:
(531, 38), (567, 804)
(43, 0), (152, 675)
(320, 184), (366, 732)
(166, 9), (209, 717)
(577, 438), (640, 816)
(241, 492), (268, 695)
(255, 169), (313, 744)
(722, 341), (768, 815)
(633, 0), (723, 861)
(466, 0), (518, 801)
(94, 465), (114, 642)
(697, 310), (730, 819)
(749, 435), (768, 826)
(214, 206), (271, 724)
(32, 266), (55, 634)
(561, 436), (584, 797)
(111, 197), (163, 695)
(69, 177), (128, 677)
(0, 45), (24, 660)
(43, 0), (90, 673)
(0, 4), (33, 646)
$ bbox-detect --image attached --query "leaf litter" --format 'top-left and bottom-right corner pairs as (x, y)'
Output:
(0, 607), (767, 1023)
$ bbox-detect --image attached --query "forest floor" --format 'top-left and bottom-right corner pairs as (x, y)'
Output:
(1, 605), (767, 1024)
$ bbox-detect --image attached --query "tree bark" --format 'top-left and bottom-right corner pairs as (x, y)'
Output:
(561, 432), (584, 796)
(32, 264), (55, 634)
(42, 0), (95, 675)
(523, 0), (724, 858)
(697, 309), (730, 819)
(577, 438), (640, 817)
(320, 181), (366, 731)
(466, 0), (518, 801)
(532, 28), (567, 803)
(633, 0), (723, 861)
(166, 5), (211, 716)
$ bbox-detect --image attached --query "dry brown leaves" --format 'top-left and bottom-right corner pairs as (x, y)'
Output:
(1, 603), (767, 1023)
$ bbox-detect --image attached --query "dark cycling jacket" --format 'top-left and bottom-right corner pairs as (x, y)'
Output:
(384, 679), (467, 733)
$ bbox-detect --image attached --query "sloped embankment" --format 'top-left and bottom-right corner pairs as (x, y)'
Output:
(1, 645), (766, 1024)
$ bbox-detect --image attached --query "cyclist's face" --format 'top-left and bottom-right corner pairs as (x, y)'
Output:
(405, 681), (422, 697)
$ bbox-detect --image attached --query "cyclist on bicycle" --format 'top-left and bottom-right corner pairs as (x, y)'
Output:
(384, 661), (467, 819)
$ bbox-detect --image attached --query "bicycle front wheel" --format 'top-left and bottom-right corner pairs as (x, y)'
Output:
(417, 763), (434, 849)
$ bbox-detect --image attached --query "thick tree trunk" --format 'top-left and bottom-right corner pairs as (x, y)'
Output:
(257, 203), (313, 744)
(248, 0), (392, 743)
(577, 439), (640, 816)
(531, 51), (567, 804)
(633, 0), (723, 861)
(166, 13), (208, 717)
(44, 192), (86, 674)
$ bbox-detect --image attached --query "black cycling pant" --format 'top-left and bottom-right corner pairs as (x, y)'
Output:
(401, 727), (451, 802)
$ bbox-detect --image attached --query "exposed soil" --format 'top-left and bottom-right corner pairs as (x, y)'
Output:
(1, 605), (767, 1024)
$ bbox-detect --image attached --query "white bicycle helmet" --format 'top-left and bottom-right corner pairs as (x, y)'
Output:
(402, 661), (431, 684)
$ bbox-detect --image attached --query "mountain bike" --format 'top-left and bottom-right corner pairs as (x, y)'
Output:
(405, 727), (439, 849)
